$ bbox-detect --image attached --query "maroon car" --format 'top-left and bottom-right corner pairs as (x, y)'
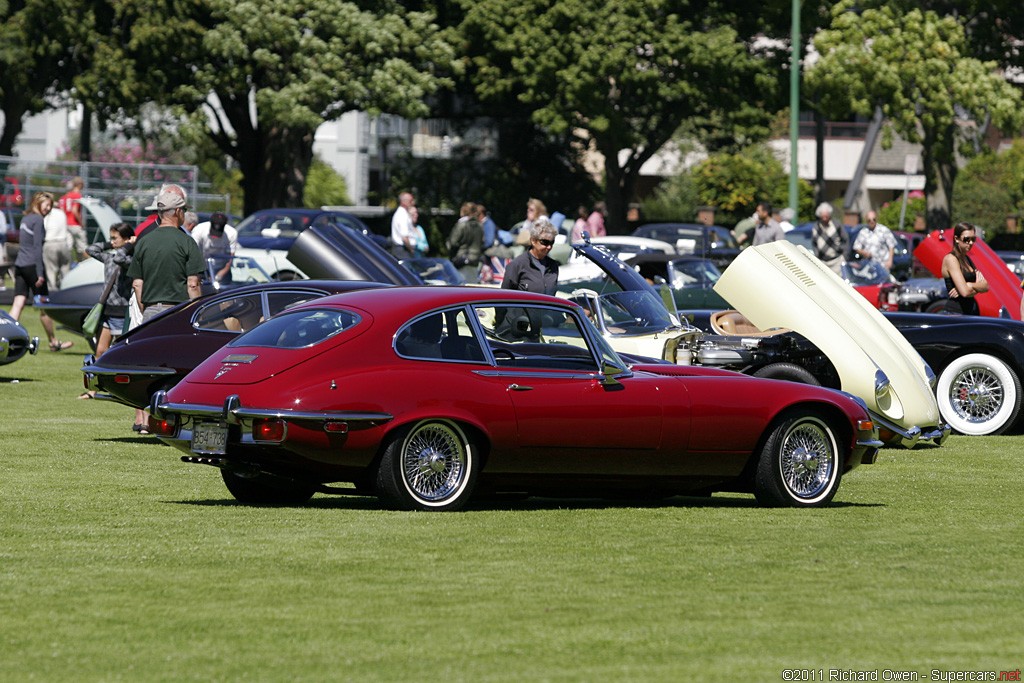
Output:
(83, 280), (392, 408)
(150, 287), (882, 510)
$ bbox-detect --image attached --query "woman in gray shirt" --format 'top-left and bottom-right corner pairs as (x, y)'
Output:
(9, 192), (74, 351)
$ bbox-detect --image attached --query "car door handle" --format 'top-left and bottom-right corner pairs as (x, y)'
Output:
(508, 384), (533, 391)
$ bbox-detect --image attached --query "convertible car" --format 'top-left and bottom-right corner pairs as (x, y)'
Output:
(0, 309), (39, 367)
(563, 239), (947, 447)
(83, 280), (393, 409)
(150, 287), (882, 510)
(709, 241), (945, 446)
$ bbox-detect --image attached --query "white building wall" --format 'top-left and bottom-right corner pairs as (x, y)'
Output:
(312, 111), (374, 205)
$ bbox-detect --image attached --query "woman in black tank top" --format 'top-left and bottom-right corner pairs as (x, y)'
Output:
(942, 222), (988, 315)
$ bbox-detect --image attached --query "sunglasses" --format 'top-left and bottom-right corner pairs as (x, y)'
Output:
(536, 238), (555, 247)
(959, 237), (976, 244)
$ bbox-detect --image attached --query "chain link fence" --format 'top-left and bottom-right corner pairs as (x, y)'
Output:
(0, 156), (231, 226)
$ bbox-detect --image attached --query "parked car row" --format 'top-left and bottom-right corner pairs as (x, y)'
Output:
(37, 207), (1024, 513)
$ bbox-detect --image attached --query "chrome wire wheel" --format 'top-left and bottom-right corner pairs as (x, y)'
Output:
(937, 354), (1022, 436)
(401, 421), (468, 502)
(778, 418), (836, 501)
(948, 366), (1004, 423)
(374, 419), (479, 510)
(755, 414), (842, 507)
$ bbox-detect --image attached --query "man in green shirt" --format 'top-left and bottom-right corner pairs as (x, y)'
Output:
(127, 188), (205, 322)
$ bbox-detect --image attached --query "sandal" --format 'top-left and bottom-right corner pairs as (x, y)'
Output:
(77, 391), (95, 400)
(49, 340), (74, 352)
(132, 423), (144, 433)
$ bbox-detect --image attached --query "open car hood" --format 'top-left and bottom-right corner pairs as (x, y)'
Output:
(287, 223), (423, 285)
(714, 241), (941, 433)
(569, 240), (664, 297)
(913, 229), (1021, 320)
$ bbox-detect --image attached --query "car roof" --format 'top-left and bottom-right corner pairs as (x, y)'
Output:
(292, 286), (572, 323)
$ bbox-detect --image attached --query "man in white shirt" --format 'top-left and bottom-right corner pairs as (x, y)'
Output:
(853, 210), (897, 271)
(191, 212), (237, 283)
(390, 191), (416, 257)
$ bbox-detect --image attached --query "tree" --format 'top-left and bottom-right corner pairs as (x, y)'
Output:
(0, 0), (81, 158)
(100, 0), (457, 214)
(805, 1), (1024, 230)
(303, 157), (351, 208)
(952, 141), (1024, 233)
(458, 0), (777, 233)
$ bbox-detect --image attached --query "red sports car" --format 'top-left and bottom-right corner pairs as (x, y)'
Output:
(150, 287), (881, 510)
(914, 229), (1022, 319)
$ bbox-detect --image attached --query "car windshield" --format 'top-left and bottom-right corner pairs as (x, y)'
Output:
(401, 257), (466, 285)
(844, 259), (892, 286)
(203, 255), (273, 288)
(595, 290), (680, 335)
(671, 259), (721, 288)
(235, 212), (311, 239)
(228, 308), (360, 348)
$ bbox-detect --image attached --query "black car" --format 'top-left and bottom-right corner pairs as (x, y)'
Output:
(235, 208), (372, 252)
(631, 223), (741, 269)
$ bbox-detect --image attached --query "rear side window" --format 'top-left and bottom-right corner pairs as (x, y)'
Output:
(395, 308), (486, 362)
(229, 309), (360, 348)
(193, 294), (265, 333)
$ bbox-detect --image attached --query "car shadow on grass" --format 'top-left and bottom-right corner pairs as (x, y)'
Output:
(167, 493), (883, 511)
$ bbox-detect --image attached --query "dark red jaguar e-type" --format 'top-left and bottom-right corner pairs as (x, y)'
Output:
(150, 287), (882, 510)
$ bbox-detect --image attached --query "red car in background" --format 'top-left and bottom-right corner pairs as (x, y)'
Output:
(914, 229), (1021, 320)
(1, 177), (23, 208)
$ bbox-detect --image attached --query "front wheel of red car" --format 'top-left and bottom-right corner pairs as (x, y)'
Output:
(221, 469), (316, 505)
(377, 420), (477, 511)
(754, 414), (842, 507)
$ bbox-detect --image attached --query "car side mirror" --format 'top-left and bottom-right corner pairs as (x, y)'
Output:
(600, 361), (624, 387)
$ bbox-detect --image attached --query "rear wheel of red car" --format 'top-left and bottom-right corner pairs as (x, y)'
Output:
(377, 420), (477, 511)
(221, 469), (316, 505)
(754, 414), (842, 507)
(752, 362), (820, 385)
(937, 353), (1022, 436)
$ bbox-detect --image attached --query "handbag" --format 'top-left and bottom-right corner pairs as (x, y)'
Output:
(83, 268), (119, 338)
(82, 302), (104, 337)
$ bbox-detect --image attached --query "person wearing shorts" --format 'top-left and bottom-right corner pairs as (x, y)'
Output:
(9, 192), (73, 351)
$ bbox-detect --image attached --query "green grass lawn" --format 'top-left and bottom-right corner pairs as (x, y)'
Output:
(2, 309), (1021, 681)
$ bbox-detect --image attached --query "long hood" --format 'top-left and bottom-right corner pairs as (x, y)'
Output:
(714, 242), (940, 428)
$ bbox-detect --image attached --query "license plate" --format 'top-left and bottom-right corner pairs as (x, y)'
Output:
(192, 422), (228, 455)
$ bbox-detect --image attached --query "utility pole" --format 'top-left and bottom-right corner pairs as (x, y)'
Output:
(788, 0), (801, 219)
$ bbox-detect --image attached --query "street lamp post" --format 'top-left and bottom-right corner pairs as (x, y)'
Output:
(788, 0), (801, 220)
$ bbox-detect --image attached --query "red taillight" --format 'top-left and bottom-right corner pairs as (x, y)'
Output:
(148, 414), (178, 437)
(114, 375), (131, 384)
(253, 419), (286, 443)
(323, 421), (349, 434)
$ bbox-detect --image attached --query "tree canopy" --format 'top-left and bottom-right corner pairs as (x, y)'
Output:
(0, 0), (82, 157)
(458, 0), (778, 232)
(805, 1), (1024, 229)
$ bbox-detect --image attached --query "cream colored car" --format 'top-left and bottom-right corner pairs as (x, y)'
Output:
(713, 241), (947, 447)
(568, 238), (947, 447)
